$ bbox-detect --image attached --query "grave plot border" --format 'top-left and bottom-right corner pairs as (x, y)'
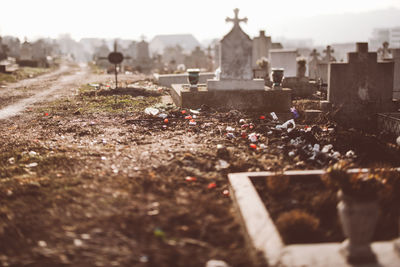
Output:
(228, 170), (400, 267)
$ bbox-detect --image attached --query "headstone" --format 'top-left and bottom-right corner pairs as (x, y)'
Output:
(0, 36), (8, 61)
(207, 8), (264, 90)
(296, 58), (307, 79)
(269, 49), (298, 77)
(170, 9), (291, 112)
(136, 40), (152, 73)
(252, 30), (271, 68)
(322, 45), (336, 63)
(392, 49), (400, 99)
(316, 45), (336, 83)
(325, 42), (395, 127)
(184, 46), (208, 69)
(308, 49), (321, 80)
(377, 41), (393, 61)
(19, 38), (33, 61)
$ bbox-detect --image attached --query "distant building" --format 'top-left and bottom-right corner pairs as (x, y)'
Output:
(369, 27), (400, 50)
(149, 34), (201, 56)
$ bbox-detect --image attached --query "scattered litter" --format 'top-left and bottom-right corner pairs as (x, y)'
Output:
(226, 126), (235, 132)
(190, 109), (200, 114)
(8, 157), (15, 164)
(38, 240), (47, 247)
(158, 113), (168, 119)
(185, 176), (197, 182)
(139, 255), (149, 263)
(164, 119), (169, 124)
(185, 115), (192, 120)
(270, 112), (278, 120)
(226, 133), (235, 139)
(206, 260), (230, 267)
(259, 115), (266, 120)
(222, 190), (230, 196)
(313, 144), (320, 152)
(181, 110), (187, 114)
(189, 120), (197, 126)
(346, 150), (356, 158)
(207, 182), (217, 189)
(321, 144), (333, 153)
(290, 107), (299, 119)
(216, 159), (230, 170)
(73, 239), (83, 247)
(249, 144), (257, 149)
(248, 133), (258, 143)
(144, 107), (159, 116)
(81, 234), (91, 240)
(154, 227), (165, 238)
(288, 151), (296, 157)
(276, 119), (295, 132)
(26, 162), (38, 168)
(29, 151), (37, 157)
(239, 119), (245, 124)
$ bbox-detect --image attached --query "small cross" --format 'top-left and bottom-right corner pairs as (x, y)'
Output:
(310, 49), (320, 60)
(323, 45), (334, 58)
(225, 8), (248, 28)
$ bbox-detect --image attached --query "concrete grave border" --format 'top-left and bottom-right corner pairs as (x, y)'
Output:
(228, 170), (400, 267)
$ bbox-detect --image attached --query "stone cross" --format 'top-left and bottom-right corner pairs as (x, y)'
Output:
(310, 49), (320, 61)
(323, 45), (335, 62)
(225, 8), (248, 28)
(378, 41), (392, 60)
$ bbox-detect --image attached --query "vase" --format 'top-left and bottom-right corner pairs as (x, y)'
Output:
(337, 190), (379, 264)
(187, 68), (200, 92)
(271, 68), (284, 90)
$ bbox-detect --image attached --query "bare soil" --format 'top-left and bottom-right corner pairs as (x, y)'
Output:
(1, 65), (400, 267)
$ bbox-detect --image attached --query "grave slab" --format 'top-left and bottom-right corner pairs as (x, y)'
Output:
(228, 170), (400, 267)
(155, 72), (215, 87)
(170, 84), (292, 112)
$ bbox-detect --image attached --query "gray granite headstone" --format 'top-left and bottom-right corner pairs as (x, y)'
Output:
(207, 9), (264, 90)
(220, 8), (252, 80)
(326, 42), (395, 127)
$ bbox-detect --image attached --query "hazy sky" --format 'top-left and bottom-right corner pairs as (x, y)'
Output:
(1, 0), (399, 44)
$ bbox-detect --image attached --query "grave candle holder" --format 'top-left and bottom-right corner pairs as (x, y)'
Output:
(187, 68), (200, 92)
(271, 68), (284, 90)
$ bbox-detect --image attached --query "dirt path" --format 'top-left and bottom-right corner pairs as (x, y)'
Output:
(0, 63), (88, 120)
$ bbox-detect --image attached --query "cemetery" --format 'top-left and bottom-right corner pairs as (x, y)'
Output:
(1, 5), (400, 267)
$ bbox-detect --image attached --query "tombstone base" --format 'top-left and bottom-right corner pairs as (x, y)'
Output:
(170, 84), (292, 112)
(207, 79), (265, 91)
(282, 77), (318, 97)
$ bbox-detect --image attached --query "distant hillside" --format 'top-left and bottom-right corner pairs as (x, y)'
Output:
(273, 7), (400, 45)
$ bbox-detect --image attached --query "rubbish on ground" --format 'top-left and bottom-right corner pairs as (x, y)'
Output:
(144, 107), (159, 116)
(226, 126), (235, 132)
(207, 182), (217, 189)
(270, 112), (278, 120)
(185, 176), (197, 182)
(158, 113), (168, 119)
(206, 260), (230, 267)
(190, 109), (200, 114)
(248, 133), (258, 143)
